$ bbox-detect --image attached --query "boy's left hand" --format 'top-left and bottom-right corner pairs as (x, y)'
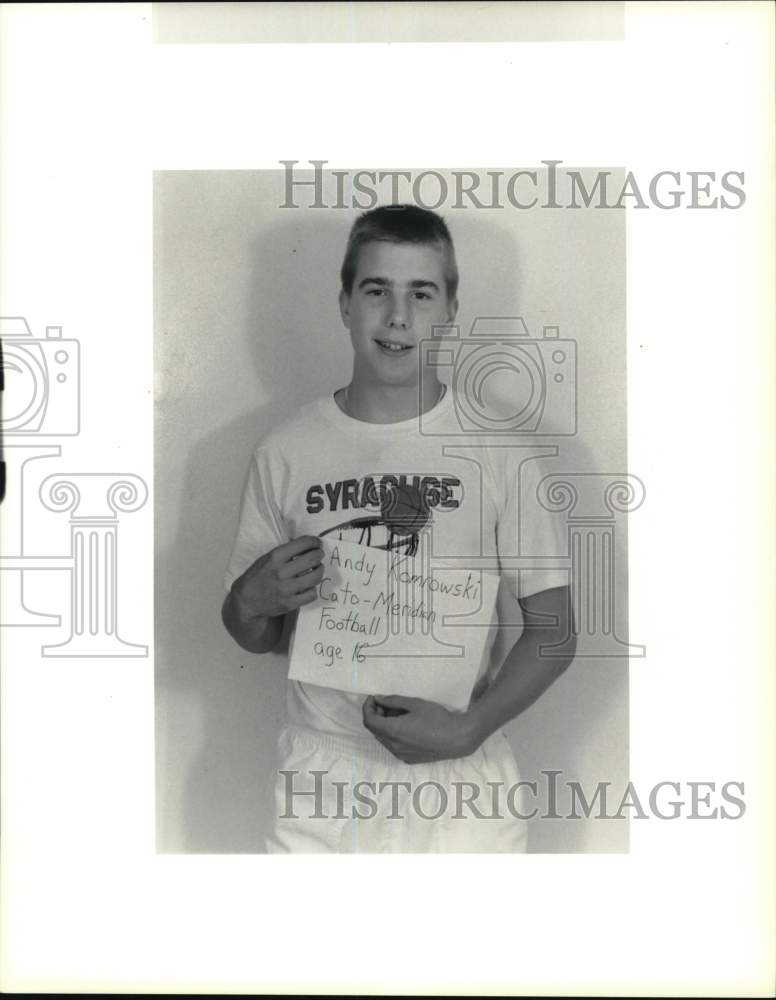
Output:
(362, 694), (482, 764)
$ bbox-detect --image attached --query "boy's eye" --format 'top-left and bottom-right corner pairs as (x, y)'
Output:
(365, 288), (385, 297)
(413, 291), (431, 300)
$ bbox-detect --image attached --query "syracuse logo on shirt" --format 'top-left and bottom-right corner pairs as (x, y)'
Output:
(305, 473), (463, 557)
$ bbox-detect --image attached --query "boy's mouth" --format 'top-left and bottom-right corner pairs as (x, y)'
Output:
(375, 338), (413, 354)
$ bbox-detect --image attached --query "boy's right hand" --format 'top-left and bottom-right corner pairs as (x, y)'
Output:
(230, 536), (324, 621)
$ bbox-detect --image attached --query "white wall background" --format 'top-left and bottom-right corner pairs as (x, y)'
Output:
(154, 167), (629, 852)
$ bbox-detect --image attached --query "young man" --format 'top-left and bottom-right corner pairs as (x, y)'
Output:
(222, 205), (575, 852)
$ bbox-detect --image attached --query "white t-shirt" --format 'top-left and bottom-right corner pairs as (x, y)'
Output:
(224, 388), (568, 739)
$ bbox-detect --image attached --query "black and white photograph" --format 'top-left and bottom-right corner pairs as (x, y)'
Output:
(1, 1), (773, 995)
(154, 165), (632, 856)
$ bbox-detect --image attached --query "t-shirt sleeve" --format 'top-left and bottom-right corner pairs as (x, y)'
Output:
(493, 451), (569, 600)
(223, 445), (290, 593)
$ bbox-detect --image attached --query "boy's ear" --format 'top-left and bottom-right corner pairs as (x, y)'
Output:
(339, 288), (351, 327)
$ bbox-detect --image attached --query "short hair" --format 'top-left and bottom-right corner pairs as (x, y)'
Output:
(340, 204), (459, 302)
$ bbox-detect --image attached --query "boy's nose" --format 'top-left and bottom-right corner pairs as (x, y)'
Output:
(387, 306), (409, 329)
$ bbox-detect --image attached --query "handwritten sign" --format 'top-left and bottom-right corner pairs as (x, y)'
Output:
(288, 537), (500, 710)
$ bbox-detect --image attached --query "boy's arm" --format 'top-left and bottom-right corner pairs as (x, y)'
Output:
(221, 588), (285, 654)
(221, 536), (324, 655)
(466, 584), (576, 740)
(362, 585), (575, 763)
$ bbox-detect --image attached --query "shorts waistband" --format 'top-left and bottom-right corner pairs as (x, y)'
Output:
(281, 722), (407, 764)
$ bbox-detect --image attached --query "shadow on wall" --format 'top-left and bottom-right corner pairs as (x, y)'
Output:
(156, 416), (285, 853)
(486, 429), (630, 854)
(155, 210), (349, 852)
(155, 200), (628, 854)
(514, 463), (630, 853)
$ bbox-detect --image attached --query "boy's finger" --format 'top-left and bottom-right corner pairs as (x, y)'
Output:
(363, 697), (393, 732)
(374, 695), (417, 714)
(280, 536), (321, 561)
(288, 587), (318, 608)
(279, 550), (323, 580)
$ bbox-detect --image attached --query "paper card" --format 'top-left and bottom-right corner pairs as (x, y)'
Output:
(288, 537), (501, 710)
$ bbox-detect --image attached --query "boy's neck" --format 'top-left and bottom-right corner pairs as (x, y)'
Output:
(342, 378), (446, 424)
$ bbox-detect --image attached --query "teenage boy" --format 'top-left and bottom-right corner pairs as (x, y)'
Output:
(222, 204), (575, 852)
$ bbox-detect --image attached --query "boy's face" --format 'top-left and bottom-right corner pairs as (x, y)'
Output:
(339, 240), (457, 389)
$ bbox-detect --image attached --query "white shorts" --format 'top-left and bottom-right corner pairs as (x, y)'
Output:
(265, 723), (529, 854)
